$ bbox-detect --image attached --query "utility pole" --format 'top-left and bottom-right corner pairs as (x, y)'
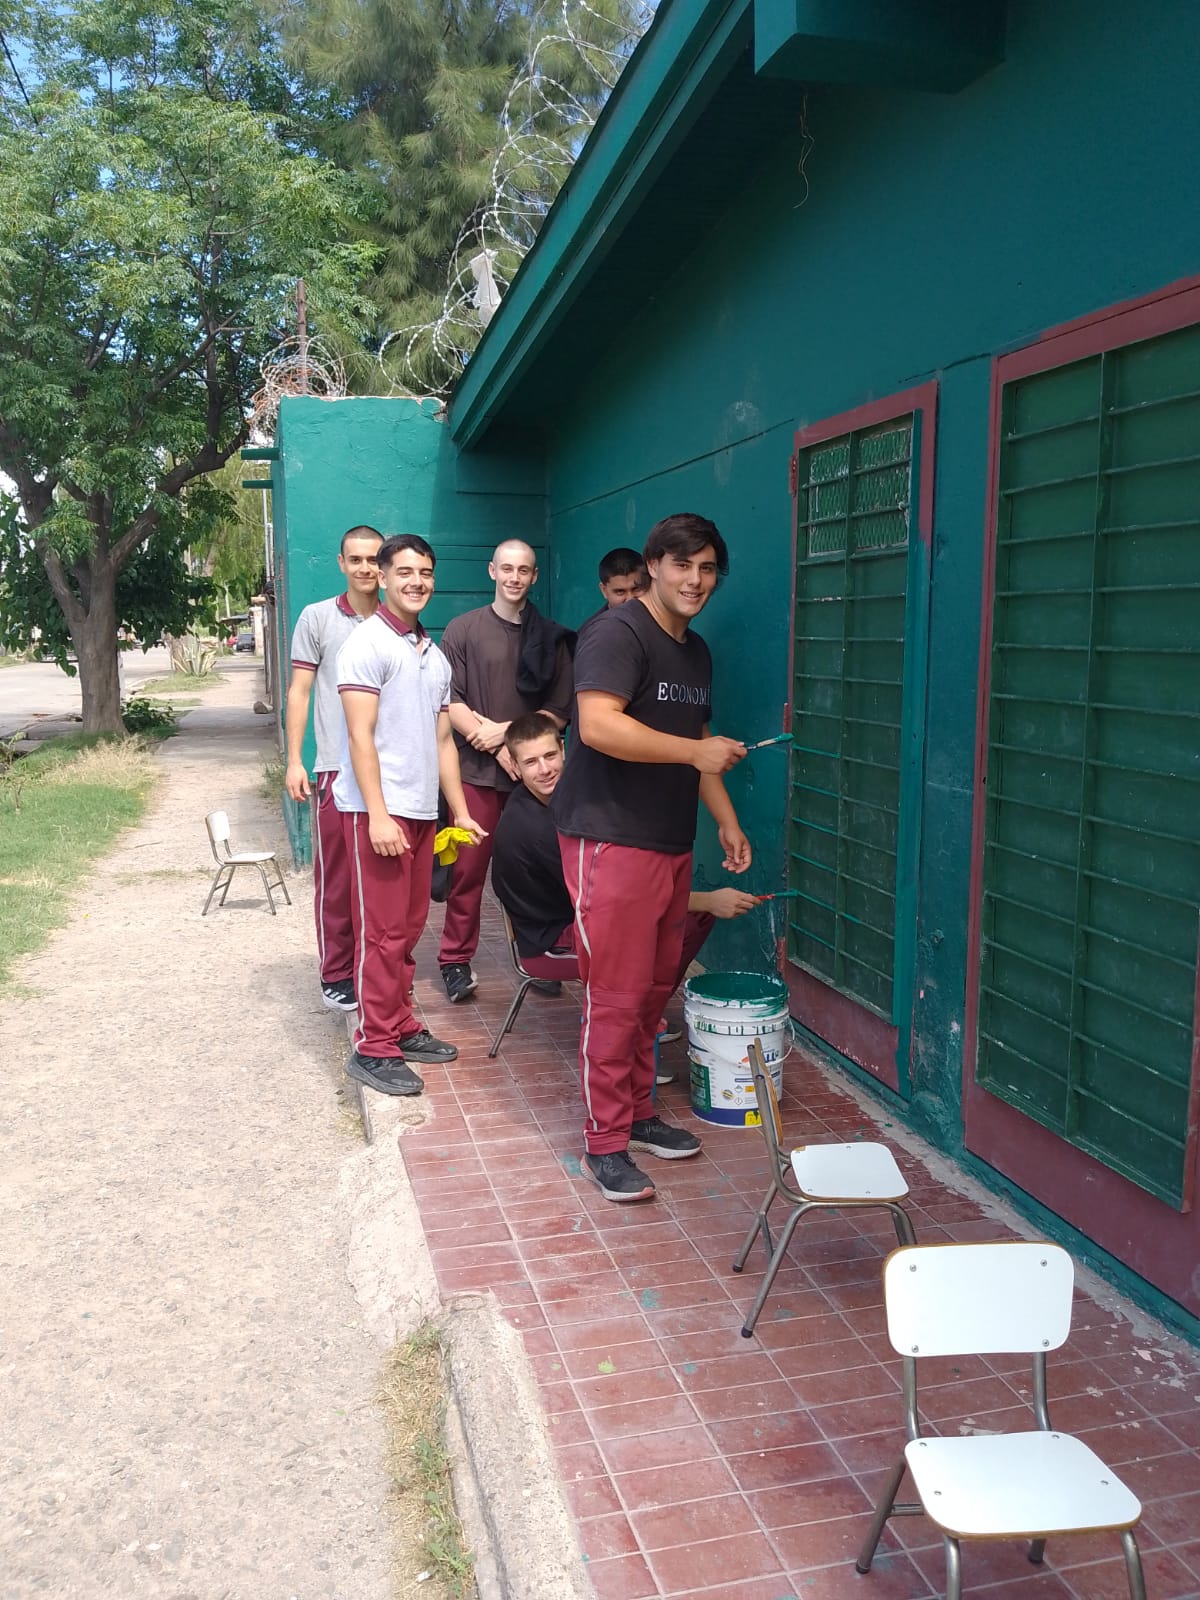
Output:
(296, 278), (309, 395)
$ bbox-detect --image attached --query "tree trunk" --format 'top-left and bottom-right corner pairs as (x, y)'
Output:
(72, 566), (124, 734)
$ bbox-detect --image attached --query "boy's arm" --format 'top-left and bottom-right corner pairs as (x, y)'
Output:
(577, 691), (746, 773)
(436, 711), (487, 843)
(284, 668), (316, 801)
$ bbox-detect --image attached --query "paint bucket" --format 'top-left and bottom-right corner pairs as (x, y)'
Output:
(684, 972), (790, 1127)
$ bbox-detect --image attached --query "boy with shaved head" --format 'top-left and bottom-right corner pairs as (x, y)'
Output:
(437, 539), (574, 1002)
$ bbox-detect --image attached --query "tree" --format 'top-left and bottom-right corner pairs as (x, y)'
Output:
(0, 0), (374, 730)
(278, 0), (645, 391)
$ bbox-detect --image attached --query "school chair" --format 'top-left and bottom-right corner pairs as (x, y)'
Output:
(202, 809), (291, 916)
(487, 908), (580, 1057)
(731, 1038), (914, 1337)
(857, 1240), (1146, 1600)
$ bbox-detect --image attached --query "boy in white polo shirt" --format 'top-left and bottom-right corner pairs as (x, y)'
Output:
(334, 535), (486, 1096)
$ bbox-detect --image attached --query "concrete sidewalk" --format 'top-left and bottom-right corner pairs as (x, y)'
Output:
(0, 678), (416, 1599)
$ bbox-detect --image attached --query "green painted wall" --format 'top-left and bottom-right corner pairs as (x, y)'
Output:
(272, 396), (545, 860)
(536, 0), (1200, 1326)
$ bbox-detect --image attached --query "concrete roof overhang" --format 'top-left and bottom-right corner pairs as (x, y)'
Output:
(448, 0), (1006, 449)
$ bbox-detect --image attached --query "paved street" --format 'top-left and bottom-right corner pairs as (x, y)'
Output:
(0, 648), (259, 737)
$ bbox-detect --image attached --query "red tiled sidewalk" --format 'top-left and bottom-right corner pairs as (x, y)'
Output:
(400, 898), (1200, 1600)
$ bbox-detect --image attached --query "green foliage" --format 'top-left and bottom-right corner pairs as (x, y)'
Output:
(0, 0), (376, 725)
(120, 692), (177, 735)
(278, 0), (640, 390)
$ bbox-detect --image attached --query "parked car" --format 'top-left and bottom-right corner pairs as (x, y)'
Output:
(234, 630), (256, 654)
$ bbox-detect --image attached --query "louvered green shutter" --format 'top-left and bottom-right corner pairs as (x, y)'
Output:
(979, 321), (1200, 1208)
(789, 416), (926, 1023)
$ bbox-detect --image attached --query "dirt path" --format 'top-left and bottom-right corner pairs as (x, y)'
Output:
(0, 673), (404, 1599)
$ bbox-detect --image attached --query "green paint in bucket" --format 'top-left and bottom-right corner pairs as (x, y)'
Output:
(683, 971), (790, 1128)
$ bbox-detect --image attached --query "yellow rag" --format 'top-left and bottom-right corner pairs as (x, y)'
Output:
(434, 825), (477, 865)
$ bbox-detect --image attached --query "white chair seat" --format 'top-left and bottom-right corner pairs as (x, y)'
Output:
(227, 850), (276, 864)
(791, 1141), (909, 1202)
(905, 1431), (1142, 1539)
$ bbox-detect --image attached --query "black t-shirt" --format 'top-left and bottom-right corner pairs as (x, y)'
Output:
(551, 599), (712, 854)
(491, 783), (575, 956)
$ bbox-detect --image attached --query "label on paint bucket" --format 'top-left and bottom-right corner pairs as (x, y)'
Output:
(683, 972), (789, 1128)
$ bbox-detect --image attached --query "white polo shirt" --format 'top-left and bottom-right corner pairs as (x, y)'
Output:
(289, 593), (365, 773)
(332, 608), (451, 821)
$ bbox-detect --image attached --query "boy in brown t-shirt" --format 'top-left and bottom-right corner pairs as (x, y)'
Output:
(438, 539), (573, 1002)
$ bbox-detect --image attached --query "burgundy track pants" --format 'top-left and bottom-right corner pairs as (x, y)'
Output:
(558, 836), (692, 1155)
(437, 782), (508, 966)
(313, 771), (354, 985)
(523, 908), (715, 988)
(343, 811), (435, 1058)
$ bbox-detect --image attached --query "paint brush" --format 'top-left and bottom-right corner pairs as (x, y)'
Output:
(743, 732), (792, 751)
(754, 889), (803, 903)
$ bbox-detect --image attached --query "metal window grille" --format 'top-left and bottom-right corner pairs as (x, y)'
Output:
(979, 321), (1200, 1209)
(788, 417), (918, 1020)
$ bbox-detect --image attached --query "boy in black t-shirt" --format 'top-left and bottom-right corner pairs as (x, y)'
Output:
(552, 513), (752, 1203)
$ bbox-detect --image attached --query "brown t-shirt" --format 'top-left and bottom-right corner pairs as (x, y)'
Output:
(441, 605), (574, 791)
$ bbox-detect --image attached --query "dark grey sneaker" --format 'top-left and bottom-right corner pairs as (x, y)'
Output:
(584, 1150), (656, 1203)
(629, 1115), (702, 1160)
(321, 978), (357, 1013)
(398, 1029), (458, 1063)
(346, 1051), (424, 1097)
(440, 963), (477, 1003)
(530, 979), (562, 997)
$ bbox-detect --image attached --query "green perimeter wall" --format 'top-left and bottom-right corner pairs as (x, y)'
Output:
(535, 0), (1200, 1325)
(272, 396), (545, 862)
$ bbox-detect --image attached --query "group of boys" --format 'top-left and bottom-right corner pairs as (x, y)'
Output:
(286, 516), (754, 1203)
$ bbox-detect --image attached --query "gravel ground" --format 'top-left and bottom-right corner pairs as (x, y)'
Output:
(0, 671), (408, 1600)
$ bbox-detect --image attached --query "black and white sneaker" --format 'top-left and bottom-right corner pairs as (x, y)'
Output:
(321, 978), (357, 1012)
(398, 1029), (458, 1063)
(584, 1150), (656, 1203)
(629, 1115), (702, 1160)
(346, 1051), (424, 1097)
(655, 1065), (677, 1087)
(440, 963), (478, 1003)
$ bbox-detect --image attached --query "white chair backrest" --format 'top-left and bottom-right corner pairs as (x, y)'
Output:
(884, 1242), (1073, 1358)
(206, 810), (231, 845)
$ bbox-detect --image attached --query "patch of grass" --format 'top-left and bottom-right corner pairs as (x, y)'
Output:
(0, 739), (158, 987)
(139, 673), (217, 693)
(259, 755), (287, 801)
(381, 1325), (474, 1599)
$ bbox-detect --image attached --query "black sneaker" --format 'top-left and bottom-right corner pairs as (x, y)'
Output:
(629, 1115), (702, 1160)
(321, 979), (357, 1013)
(440, 963), (477, 1003)
(398, 1029), (458, 1063)
(530, 979), (563, 997)
(346, 1051), (424, 1097)
(584, 1150), (656, 1203)
(655, 1065), (677, 1087)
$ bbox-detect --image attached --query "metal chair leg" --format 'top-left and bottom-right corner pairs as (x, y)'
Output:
(732, 1180), (777, 1273)
(256, 862), (277, 914)
(890, 1203), (917, 1246)
(944, 1535), (963, 1600)
(487, 978), (533, 1058)
(856, 1455), (907, 1573)
(202, 866), (227, 916)
(272, 860), (291, 905)
(1120, 1530), (1148, 1600)
(218, 868), (235, 907)
(1028, 1537), (1046, 1565)
(740, 1202), (808, 1337)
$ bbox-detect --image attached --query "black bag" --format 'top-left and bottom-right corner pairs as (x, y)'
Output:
(430, 794), (452, 903)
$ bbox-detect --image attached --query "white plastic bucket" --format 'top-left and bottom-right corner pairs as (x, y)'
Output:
(684, 972), (790, 1127)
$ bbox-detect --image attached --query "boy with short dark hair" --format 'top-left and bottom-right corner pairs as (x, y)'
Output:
(285, 525), (383, 1013)
(552, 512), (753, 1202)
(335, 535), (485, 1097)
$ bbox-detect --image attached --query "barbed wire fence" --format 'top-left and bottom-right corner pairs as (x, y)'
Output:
(378, 0), (655, 398)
